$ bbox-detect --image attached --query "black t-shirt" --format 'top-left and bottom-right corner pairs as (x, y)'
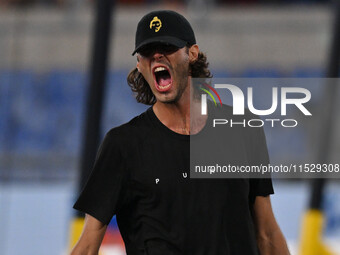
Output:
(74, 103), (274, 255)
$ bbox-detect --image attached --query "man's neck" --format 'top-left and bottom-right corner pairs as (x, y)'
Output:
(152, 85), (207, 135)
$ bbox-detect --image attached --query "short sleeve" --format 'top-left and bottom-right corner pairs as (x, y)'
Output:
(248, 125), (274, 201)
(73, 129), (128, 225)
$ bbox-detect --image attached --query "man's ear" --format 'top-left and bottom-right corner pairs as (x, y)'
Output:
(136, 59), (140, 72)
(189, 44), (199, 63)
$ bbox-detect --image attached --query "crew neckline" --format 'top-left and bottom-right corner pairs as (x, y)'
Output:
(146, 101), (214, 140)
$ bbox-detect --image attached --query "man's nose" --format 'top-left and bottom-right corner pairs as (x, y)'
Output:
(152, 51), (164, 61)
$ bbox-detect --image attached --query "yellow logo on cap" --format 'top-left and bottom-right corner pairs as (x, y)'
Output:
(150, 16), (162, 32)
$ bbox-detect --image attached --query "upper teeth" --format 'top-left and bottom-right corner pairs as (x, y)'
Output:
(154, 67), (166, 72)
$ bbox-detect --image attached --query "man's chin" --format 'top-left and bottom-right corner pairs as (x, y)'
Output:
(157, 97), (178, 104)
(155, 83), (187, 104)
(155, 92), (178, 104)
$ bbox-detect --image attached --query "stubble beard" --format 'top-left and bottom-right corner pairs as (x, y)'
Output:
(162, 76), (189, 104)
(158, 62), (190, 104)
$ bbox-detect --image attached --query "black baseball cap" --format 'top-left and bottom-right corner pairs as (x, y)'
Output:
(132, 10), (196, 55)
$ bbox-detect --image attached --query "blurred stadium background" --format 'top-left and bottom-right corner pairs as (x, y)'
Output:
(0, 0), (340, 254)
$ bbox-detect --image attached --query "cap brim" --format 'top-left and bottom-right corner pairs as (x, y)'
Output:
(132, 36), (187, 55)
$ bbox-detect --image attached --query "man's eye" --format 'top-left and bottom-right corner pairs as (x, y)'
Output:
(138, 45), (177, 57)
(139, 50), (152, 57)
(163, 46), (177, 53)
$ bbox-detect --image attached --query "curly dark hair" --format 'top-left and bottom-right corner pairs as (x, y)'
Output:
(127, 49), (212, 105)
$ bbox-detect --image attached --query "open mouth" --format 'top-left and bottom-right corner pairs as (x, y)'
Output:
(153, 66), (172, 92)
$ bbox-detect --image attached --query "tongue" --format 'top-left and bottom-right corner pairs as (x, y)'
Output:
(158, 76), (171, 87)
